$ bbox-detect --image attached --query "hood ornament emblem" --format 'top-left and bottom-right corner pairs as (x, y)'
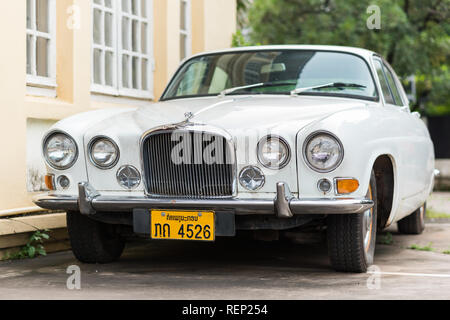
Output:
(184, 112), (194, 122)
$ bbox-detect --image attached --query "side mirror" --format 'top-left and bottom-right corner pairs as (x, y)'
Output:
(411, 111), (421, 119)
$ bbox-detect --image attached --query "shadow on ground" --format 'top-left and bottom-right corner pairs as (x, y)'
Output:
(0, 224), (449, 299)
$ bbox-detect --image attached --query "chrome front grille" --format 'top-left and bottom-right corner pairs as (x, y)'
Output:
(142, 130), (235, 198)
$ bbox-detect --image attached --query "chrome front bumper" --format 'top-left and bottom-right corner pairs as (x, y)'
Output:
(33, 181), (374, 218)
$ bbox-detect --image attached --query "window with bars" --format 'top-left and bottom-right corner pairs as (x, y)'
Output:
(92, 0), (154, 99)
(26, 0), (56, 88)
(180, 0), (191, 61)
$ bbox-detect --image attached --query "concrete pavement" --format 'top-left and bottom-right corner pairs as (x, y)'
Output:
(0, 223), (449, 300)
(428, 192), (450, 215)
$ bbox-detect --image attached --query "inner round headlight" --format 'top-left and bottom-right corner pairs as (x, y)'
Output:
(303, 131), (343, 172)
(89, 137), (119, 169)
(257, 136), (290, 169)
(43, 132), (78, 169)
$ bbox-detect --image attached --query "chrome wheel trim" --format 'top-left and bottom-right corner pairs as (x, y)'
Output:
(419, 204), (426, 229)
(362, 184), (374, 252)
(363, 209), (373, 251)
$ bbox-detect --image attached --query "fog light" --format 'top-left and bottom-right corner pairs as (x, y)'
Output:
(44, 174), (55, 190)
(335, 178), (359, 194)
(117, 165), (141, 189)
(239, 166), (265, 191)
(317, 178), (332, 194)
(57, 175), (70, 189)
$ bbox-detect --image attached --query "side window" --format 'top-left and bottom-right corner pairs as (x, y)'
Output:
(383, 64), (404, 106)
(373, 59), (395, 105)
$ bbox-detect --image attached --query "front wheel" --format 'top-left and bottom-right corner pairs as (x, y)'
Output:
(67, 211), (125, 263)
(327, 170), (377, 273)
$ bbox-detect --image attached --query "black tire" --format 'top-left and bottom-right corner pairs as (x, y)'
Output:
(397, 203), (426, 235)
(327, 170), (377, 273)
(66, 211), (125, 263)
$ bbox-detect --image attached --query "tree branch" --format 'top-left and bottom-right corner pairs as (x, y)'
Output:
(418, 0), (444, 32)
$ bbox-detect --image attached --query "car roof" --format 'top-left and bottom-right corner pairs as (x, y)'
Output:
(188, 45), (378, 61)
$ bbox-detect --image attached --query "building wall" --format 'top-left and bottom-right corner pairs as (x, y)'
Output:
(203, 0), (237, 51)
(0, 0), (236, 212)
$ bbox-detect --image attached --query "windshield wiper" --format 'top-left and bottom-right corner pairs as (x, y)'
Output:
(290, 82), (367, 96)
(219, 81), (366, 98)
(219, 83), (263, 97)
(219, 81), (298, 97)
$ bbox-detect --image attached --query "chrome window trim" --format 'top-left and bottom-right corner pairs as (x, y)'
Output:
(302, 130), (344, 173)
(161, 49), (380, 102)
(87, 136), (121, 170)
(139, 122), (238, 198)
(42, 130), (79, 170)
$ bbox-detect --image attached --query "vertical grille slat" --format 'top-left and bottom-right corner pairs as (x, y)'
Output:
(143, 130), (234, 198)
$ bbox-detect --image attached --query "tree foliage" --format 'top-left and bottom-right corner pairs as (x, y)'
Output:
(240, 0), (450, 114)
(237, 0), (252, 28)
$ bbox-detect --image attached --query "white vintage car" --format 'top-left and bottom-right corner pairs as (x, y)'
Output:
(34, 45), (436, 272)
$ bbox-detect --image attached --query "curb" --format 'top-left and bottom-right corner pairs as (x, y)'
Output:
(0, 213), (70, 260)
(425, 218), (450, 224)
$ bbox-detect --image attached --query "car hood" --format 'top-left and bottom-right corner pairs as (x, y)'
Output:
(75, 95), (370, 142)
(133, 95), (368, 134)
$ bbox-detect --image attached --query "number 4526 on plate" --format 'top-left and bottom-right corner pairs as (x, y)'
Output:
(151, 210), (215, 241)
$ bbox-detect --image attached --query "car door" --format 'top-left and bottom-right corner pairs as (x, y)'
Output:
(372, 56), (433, 218)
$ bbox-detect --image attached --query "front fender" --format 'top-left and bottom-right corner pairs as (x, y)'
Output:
(42, 108), (136, 195)
(295, 105), (401, 203)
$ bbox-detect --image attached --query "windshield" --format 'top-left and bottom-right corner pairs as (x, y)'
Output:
(161, 50), (378, 101)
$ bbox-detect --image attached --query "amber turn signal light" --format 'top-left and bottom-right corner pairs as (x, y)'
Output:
(45, 174), (55, 190)
(335, 178), (359, 194)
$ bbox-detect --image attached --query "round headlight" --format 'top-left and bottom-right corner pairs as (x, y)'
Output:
(257, 136), (290, 169)
(303, 131), (343, 172)
(89, 137), (119, 169)
(239, 166), (265, 191)
(43, 132), (78, 169)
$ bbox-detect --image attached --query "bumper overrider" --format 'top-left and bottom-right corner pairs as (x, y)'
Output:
(33, 181), (374, 218)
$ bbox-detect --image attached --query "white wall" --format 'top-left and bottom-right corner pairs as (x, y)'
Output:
(26, 118), (56, 192)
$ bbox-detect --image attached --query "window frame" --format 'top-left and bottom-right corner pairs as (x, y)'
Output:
(161, 49), (380, 102)
(91, 0), (154, 100)
(91, 1), (118, 95)
(26, 0), (57, 89)
(372, 56), (407, 107)
(180, 0), (191, 61)
(382, 63), (403, 106)
(373, 57), (395, 106)
(382, 60), (409, 107)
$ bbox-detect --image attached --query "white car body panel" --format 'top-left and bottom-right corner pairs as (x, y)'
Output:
(44, 45), (435, 226)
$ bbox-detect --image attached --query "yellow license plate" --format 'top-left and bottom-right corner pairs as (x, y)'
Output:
(151, 210), (215, 241)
